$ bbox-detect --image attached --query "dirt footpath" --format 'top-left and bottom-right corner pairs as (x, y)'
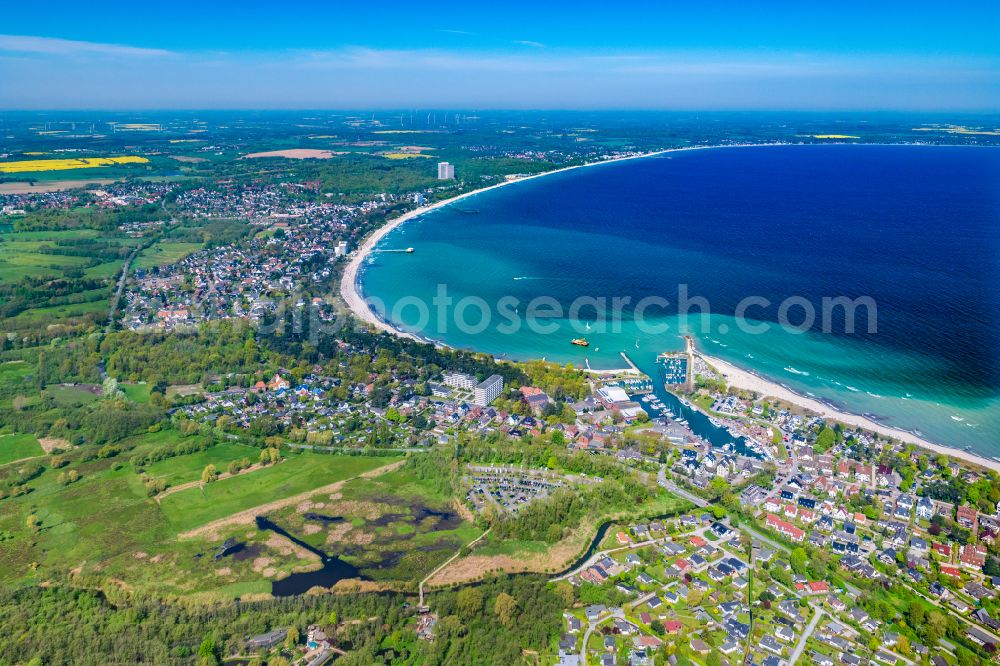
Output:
(177, 460), (405, 540)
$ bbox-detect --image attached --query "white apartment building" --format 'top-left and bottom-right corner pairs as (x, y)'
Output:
(437, 161), (455, 180)
(473, 374), (504, 406)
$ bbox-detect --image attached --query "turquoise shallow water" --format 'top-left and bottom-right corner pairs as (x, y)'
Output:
(359, 145), (1000, 455)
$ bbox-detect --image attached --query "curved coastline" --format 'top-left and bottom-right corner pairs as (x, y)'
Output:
(696, 349), (1000, 473)
(339, 143), (1000, 474)
(341, 144), (774, 348)
(339, 146), (691, 340)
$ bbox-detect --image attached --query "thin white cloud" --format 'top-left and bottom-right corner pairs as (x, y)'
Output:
(514, 40), (546, 48)
(289, 46), (857, 77)
(437, 29), (478, 36)
(295, 47), (572, 72)
(2, 41), (997, 110)
(0, 34), (172, 57)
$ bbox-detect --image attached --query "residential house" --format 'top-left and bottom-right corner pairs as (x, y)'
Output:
(957, 505), (979, 532)
(916, 496), (935, 520)
(960, 543), (987, 569)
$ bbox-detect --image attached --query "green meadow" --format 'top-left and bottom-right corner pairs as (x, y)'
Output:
(0, 433), (45, 465)
(0, 361), (33, 384)
(159, 453), (399, 533)
(8, 295), (109, 324)
(119, 382), (152, 404)
(84, 259), (124, 278)
(0, 429), (403, 596)
(42, 384), (101, 407)
(144, 442), (260, 485)
(133, 241), (203, 269)
(0, 229), (132, 283)
(239, 465), (483, 586)
(0, 244), (92, 282)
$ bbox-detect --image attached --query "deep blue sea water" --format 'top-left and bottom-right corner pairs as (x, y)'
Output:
(360, 145), (1000, 455)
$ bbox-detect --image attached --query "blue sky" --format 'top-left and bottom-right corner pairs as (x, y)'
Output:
(1, 0), (998, 110)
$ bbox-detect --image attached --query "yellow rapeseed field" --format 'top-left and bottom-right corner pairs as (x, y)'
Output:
(0, 156), (149, 174)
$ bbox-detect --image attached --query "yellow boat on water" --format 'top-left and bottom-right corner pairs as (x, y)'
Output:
(570, 338), (590, 347)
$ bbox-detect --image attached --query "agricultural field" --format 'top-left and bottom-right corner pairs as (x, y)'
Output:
(0, 360), (33, 385)
(0, 156), (149, 173)
(0, 178), (122, 194)
(0, 362), (34, 412)
(381, 152), (434, 159)
(7, 294), (109, 325)
(83, 260), (125, 279)
(242, 149), (337, 160)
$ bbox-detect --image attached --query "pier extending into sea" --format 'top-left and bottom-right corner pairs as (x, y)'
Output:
(619, 352), (641, 374)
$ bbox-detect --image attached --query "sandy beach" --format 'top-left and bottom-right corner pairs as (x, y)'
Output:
(340, 144), (801, 336)
(338, 143), (998, 472)
(696, 349), (1000, 473)
(339, 148), (696, 340)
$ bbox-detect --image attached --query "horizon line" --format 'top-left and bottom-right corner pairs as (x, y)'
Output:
(2, 107), (1000, 114)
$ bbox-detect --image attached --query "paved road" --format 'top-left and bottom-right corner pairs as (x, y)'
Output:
(105, 246), (141, 333)
(659, 474), (709, 509)
(580, 607), (612, 666)
(789, 607), (823, 664)
(737, 523), (862, 598)
(739, 523), (788, 554)
(552, 538), (655, 582)
(580, 623), (592, 666)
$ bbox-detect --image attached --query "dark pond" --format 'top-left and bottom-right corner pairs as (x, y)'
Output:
(256, 516), (370, 597)
(303, 513), (346, 524)
(230, 543), (262, 562)
(261, 499), (463, 596)
(214, 538), (241, 560)
(363, 496), (462, 530)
